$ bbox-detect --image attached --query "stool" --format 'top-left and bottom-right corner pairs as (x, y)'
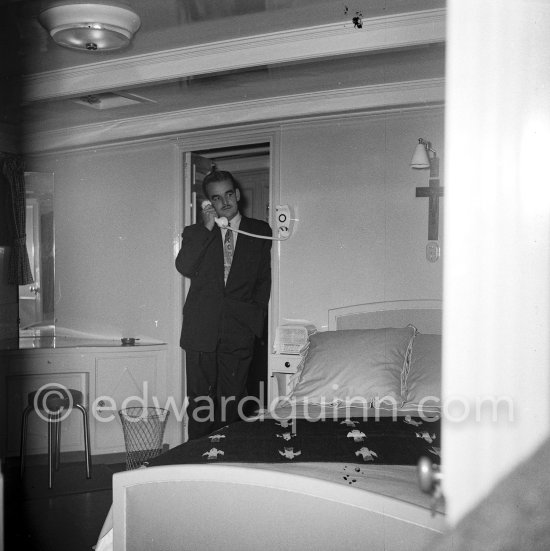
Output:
(20, 386), (92, 488)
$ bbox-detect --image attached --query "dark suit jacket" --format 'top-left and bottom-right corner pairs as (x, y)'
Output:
(176, 216), (272, 352)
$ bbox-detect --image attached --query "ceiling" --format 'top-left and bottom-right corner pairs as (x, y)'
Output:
(0, 0), (446, 153)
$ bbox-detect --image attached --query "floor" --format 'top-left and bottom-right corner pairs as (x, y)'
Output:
(3, 458), (123, 551)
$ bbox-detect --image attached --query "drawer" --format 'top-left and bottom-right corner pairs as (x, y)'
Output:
(268, 354), (304, 376)
(7, 353), (92, 374)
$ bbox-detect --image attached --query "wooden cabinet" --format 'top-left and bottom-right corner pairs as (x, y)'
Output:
(0, 343), (167, 458)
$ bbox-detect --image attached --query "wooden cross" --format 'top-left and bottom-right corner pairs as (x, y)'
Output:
(416, 178), (444, 241)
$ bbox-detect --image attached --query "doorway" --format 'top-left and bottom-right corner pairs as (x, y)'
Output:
(182, 141), (272, 416)
(192, 143), (270, 222)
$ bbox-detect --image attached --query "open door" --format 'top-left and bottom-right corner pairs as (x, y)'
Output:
(182, 152), (215, 297)
(443, 0), (550, 528)
(18, 199), (41, 329)
(183, 152), (214, 229)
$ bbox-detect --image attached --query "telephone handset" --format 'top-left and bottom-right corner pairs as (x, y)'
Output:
(201, 200), (290, 241)
(201, 200), (229, 228)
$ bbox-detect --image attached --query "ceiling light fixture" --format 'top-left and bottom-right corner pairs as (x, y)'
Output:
(38, 1), (141, 52)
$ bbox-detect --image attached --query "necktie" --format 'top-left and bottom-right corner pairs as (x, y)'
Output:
(223, 224), (233, 284)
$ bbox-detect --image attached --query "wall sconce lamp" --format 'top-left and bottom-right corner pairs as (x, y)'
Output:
(410, 138), (437, 169)
(38, 1), (141, 52)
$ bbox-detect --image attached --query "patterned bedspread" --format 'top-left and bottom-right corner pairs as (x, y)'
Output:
(148, 415), (441, 467)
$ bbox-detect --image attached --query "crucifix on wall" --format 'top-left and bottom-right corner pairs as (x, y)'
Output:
(416, 178), (444, 241)
(414, 154), (444, 241)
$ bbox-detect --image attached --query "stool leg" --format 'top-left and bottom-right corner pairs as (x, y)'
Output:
(48, 413), (54, 489)
(75, 404), (92, 479)
(19, 406), (32, 479)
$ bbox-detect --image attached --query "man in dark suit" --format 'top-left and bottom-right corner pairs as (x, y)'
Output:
(176, 170), (272, 439)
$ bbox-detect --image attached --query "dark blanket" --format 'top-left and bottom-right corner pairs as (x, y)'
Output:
(148, 415), (440, 467)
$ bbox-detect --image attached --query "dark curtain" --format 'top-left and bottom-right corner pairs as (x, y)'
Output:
(1, 153), (33, 285)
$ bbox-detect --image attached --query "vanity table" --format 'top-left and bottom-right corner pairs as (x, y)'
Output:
(0, 337), (167, 459)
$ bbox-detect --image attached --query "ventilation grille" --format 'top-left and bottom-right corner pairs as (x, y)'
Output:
(72, 92), (156, 110)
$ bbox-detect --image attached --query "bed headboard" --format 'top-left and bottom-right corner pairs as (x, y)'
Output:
(269, 300), (442, 403)
(328, 299), (442, 334)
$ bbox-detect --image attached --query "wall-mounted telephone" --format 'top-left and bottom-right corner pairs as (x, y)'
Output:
(201, 200), (292, 241)
(275, 205), (290, 239)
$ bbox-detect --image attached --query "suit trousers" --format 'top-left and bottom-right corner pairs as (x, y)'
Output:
(185, 311), (256, 440)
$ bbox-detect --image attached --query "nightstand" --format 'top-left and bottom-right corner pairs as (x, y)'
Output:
(268, 353), (304, 404)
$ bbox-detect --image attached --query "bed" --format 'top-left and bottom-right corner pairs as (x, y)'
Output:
(96, 300), (450, 551)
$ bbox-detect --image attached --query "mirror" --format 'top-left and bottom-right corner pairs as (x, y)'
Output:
(19, 172), (55, 336)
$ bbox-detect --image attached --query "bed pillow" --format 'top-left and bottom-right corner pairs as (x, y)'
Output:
(402, 333), (442, 410)
(287, 326), (416, 408)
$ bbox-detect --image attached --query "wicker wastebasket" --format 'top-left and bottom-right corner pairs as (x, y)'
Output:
(118, 407), (169, 470)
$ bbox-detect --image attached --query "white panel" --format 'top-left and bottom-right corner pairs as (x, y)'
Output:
(38, 141), (177, 343)
(278, 110), (444, 331)
(94, 354), (159, 453)
(385, 111), (445, 297)
(113, 465), (448, 550)
(444, 0), (550, 524)
(385, 515), (450, 551)
(329, 299), (442, 333)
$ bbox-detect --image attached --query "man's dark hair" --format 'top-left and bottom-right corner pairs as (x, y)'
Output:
(202, 170), (238, 198)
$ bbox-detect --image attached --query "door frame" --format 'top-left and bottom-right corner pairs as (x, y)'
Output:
(19, 198), (42, 328)
(174, 124), (282, 442)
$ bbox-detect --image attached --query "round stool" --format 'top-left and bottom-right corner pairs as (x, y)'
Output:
(19, 386), (92, 489)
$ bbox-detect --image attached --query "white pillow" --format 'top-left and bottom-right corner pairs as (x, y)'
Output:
(288, 326), (416, 408)
(403, 333), (442, 411)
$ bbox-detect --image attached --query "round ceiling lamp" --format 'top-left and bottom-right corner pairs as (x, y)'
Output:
(38, 1), (141, 52)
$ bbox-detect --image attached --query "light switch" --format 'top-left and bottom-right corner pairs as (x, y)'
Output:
(426, 241), (440, 262)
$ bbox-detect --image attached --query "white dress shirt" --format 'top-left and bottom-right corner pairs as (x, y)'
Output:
(222, 212), (241, 247)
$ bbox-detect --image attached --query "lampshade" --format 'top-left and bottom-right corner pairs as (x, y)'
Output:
(410, 138), (431, 169)
(38, 1), (141, 52)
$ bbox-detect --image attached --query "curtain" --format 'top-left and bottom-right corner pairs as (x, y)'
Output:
(1, 153), (33, 285)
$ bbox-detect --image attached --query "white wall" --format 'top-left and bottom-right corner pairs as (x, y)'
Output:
(443, 0), (550, 525)
(277, 109), (444, 330)
(28, 141), (180, 342)
(25, 109), (444, 339)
